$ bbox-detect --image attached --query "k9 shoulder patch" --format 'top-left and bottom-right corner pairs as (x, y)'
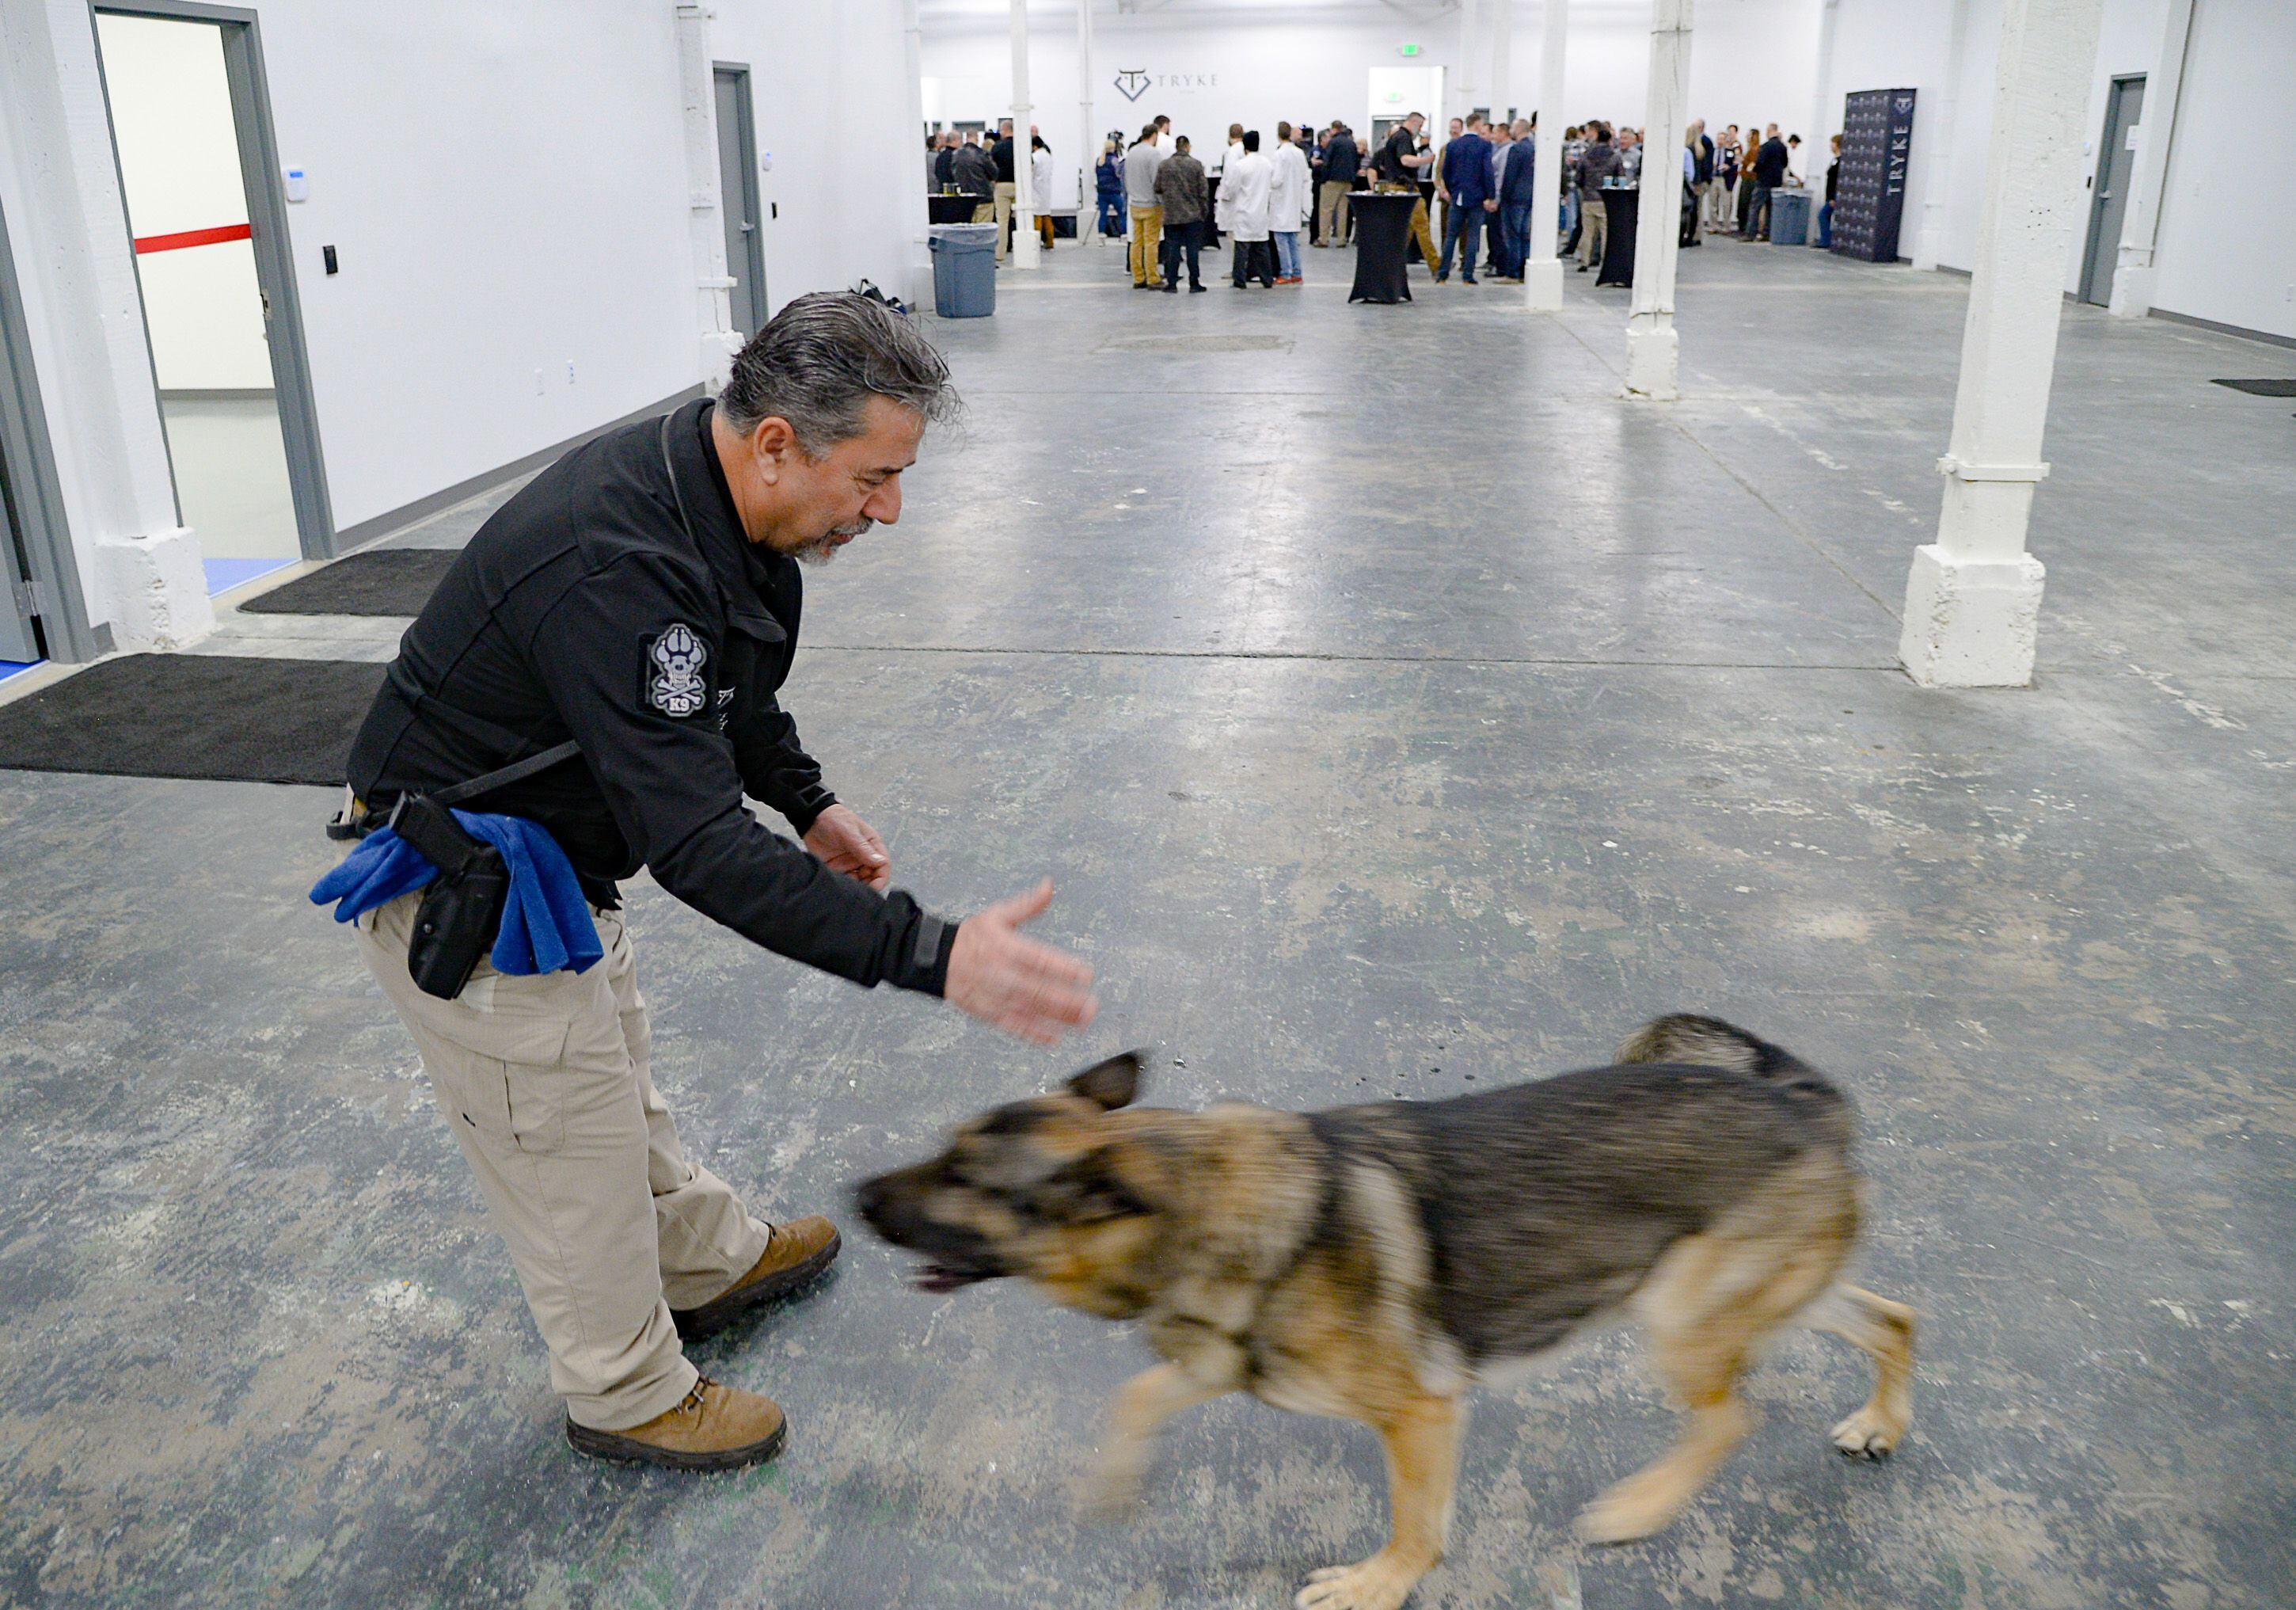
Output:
(644, 623), (711, 717)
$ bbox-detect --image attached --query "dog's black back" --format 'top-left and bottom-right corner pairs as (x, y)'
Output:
(1307, 1020), (1856, 1365)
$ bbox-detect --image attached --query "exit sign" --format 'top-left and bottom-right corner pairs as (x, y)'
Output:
(1398, 43), (1422, 56)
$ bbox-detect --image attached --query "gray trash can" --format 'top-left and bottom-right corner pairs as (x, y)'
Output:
(928, 223), (998, 318)
(1768, 190), (1811, 246)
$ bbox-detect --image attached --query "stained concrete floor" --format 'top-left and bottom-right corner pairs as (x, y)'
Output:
(4, 238), (2293, 1608)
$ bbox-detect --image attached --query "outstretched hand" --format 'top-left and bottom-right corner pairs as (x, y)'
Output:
(945, 881), (1099, 1047)
(804, 804), (891, 890)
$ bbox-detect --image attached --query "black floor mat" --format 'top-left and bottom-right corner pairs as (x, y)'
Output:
(0, 655), (384, 786)
(237, 548), (460, 615)
(2211, 378), (2296, 397)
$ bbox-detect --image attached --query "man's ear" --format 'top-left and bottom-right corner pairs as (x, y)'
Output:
(1065, 1051), (1145, 1111)
(749, 416), (799, 479)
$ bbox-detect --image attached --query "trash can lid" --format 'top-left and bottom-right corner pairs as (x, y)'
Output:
(928, 223), (999, 244)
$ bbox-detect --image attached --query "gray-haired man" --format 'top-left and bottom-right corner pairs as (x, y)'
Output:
(336, 293), (1098, 1471)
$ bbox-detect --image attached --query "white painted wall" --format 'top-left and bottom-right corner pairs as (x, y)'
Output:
(8, 0), (925, 636)
(919, 2), (1828, 211)
(94, 13), (273, 393)
(1829, 0), (2293, 337)
(2150, 0), (2296, 338)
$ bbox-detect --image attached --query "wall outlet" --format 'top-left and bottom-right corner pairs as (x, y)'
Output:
(567, 360), (577, 384)
(534, 368), (545, 395)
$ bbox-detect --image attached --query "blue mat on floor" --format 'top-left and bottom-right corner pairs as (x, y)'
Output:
(203, 557), (295, 596)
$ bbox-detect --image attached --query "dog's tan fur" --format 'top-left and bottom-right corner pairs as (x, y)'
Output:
(857, 1026), (1917, 1610)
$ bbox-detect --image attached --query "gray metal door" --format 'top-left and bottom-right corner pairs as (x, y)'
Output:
(1, 190), (98, 662)
(0, 455), (38, 663)
(713, 65), (767, 337)
(2079, 75), (2145, 306)
(94, 2), (336, 561)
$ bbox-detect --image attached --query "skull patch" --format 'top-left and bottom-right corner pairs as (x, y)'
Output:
(644, 624), (710, 717)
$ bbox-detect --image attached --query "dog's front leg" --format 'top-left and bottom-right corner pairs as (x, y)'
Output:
(1295, 1392), (1464, 1610)
(1078, 1361), (1230, 1523)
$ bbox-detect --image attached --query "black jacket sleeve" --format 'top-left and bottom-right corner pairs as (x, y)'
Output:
(530, 553), (950, 993)
(732, 693), (837, 835)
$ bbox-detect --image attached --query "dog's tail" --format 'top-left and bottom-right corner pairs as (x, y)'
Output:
(1615, 1014), (1853, 1140)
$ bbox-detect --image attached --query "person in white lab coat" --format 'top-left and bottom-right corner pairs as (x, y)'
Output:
(1268, 122), (1313, 284)
(1207, 123), (1243, 247)
(1218, 129), (1275, 288)
(1030, 135), (1056, 248)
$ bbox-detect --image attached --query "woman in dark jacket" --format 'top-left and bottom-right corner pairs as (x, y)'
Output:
(1094, 137), (1127, 238)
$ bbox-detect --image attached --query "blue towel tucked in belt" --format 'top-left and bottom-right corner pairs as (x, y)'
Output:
(310, 812), (603, 977)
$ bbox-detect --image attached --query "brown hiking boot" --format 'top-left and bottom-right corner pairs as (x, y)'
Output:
(565, 1376), (786, 1471)
(671, 1216), (842, 1341)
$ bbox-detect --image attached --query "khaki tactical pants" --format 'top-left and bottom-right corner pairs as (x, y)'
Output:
(993, 181), (1017, 262)
(1579, 194), (1610, 268)
(1375, 182), (1440, 272)
(1317, 179), (1351, 243)
(1129, 204), (1163, 285)
(358, 891), (770, 1431)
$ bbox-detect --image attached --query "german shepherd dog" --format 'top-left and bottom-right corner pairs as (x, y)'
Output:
(856, 1016), (1915, 1610)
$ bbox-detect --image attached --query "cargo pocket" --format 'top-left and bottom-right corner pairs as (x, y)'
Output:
(449, 1056), (567, 1157)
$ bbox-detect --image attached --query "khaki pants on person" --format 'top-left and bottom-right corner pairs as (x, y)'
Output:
(1128, 204), (1163, 284)
(1317, 179), (1351, 244)
(357, 892), (770, 1431)
(993, 181), (1017, 261)
(1375, 181), (1440, 272)
(1579, 194), (1609, 268)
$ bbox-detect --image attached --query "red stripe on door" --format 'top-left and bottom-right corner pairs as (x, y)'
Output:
(133, 223), (253, 253)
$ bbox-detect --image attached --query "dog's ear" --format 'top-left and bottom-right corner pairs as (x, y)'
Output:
(1065, 1051), (1145, 1111)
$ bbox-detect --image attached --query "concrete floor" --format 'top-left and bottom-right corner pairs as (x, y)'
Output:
(3, 238), (2292, 1608)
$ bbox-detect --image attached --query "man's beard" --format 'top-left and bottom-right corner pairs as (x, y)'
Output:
(794, 519), (872, 567)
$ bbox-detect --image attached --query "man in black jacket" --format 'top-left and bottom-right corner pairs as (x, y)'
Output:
(1745, 124), (1789, 239)
(341, 294), (1097, 1472)
(1317, 122), (1359, 245)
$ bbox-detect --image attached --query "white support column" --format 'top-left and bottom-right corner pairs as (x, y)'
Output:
(2107, 0), (2194, 318)
(1007, 0), (1041, 268)
(1078, 0), (1098, 247)
(899, 0), (935, 303)
(1900, 0), (2108, 688)
(1808, 0), (1841, 247)
(6, 0), (206, 651)
(1910, 0), (1971, 272)
(1490, 0), (1515, 124)
(1625, 0), (1692, 399)
(1457, 0), (1482, 124)
(1523, 0), (1569, 312)
(675, 4), (741, 389)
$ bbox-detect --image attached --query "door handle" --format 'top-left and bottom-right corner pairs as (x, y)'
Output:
(741, 222), (755, 233)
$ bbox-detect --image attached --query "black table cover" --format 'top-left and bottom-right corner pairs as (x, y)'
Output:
(1348, 192), (1418, 304)
(1597, 185), (1639, 286)
(929, 193), (983, 224)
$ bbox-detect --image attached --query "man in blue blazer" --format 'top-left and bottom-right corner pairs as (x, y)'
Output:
(1435, 113), (1496, 284)
(1493, 117), (1540, 281)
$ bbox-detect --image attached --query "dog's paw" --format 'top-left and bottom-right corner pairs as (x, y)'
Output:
(1293, 1553), (1424, 1610)
(1830, 1406), (1905, 1460)
(1575, 1470), (1692, 1546)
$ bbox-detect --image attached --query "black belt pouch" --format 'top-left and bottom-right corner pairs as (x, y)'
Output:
(389, 793), (511, 1000)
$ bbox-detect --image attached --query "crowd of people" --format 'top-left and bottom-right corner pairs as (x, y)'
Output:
(933, 103), (1844, 294)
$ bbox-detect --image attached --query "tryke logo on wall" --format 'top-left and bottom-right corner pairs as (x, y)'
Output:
(1112, 69), (1217, 103)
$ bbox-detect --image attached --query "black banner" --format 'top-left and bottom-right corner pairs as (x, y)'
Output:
(1832, 88), (1917, 262)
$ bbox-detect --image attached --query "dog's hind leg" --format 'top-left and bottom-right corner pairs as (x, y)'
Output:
(1294, 1391), (1464, 1610)
(1078, 1361), (1231, 1522)
(1580, 1224), (1842, 1544)
(1800, 1282), (1916, 1459)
